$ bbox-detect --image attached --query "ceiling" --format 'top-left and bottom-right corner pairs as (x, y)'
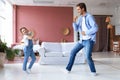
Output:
(7, 0), (120, 8)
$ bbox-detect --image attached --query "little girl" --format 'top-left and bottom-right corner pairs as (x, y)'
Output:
(20, 27), (36, 74)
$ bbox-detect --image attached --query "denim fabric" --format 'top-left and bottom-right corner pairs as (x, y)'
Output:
(66, 40), (96, 72)
(23, 39), (36, 71)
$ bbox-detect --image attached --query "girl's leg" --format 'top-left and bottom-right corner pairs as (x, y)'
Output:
(23, 52), (29, 71)
(28, 51), (36, 69)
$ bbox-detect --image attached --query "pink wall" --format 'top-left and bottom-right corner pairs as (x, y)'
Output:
(14, 6), (73, 43)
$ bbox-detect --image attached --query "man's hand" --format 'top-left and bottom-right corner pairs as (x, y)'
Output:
(73, 16), (78, 22)
(81, 31), (86, 36)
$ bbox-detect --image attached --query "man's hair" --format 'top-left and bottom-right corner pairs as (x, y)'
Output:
(76, 3), (87, 12)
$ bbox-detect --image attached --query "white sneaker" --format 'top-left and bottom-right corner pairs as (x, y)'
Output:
(24, 70), (30, 74)
(62, 69), (70, 74)
(91, 72), (97, 76)
(27, 69), (32, 73)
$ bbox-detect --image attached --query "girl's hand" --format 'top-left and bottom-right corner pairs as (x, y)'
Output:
(27, 31), (34, 39)
(28, 35), (33, 39)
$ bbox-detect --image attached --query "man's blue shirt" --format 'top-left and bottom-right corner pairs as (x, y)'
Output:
(73, 13), (98, 43)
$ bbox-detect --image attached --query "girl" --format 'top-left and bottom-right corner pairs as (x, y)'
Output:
(20, 27), (36, 74)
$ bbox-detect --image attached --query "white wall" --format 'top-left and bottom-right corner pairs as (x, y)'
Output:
(73, 6), (115, 16)
(112, 6), (120, 35)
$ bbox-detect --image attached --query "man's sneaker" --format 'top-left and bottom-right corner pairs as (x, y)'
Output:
(27, 69), (32, 73)
(24, 70), (30, 74)
(91, 72), (97, 76)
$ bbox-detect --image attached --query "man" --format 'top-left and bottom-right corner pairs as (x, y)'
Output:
(65, 3), (98, 76)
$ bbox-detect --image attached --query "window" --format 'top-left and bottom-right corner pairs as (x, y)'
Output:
(0, 0), (13, 47)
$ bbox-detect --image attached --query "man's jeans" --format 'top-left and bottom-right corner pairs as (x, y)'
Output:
(66, 39), (96, 72)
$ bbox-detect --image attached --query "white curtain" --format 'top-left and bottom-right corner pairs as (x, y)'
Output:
(0, 0), (13, 47)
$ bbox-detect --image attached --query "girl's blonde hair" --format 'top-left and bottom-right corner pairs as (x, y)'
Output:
(20, 27), (28, 33)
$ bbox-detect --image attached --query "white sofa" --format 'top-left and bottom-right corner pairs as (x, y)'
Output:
(38, 42), (85, 64)
(12, 44), (41, 56)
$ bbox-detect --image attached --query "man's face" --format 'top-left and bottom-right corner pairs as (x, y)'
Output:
(76, 6), (83, 15)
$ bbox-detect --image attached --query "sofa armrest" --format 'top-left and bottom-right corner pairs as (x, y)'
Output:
(37, 47), (45, 57)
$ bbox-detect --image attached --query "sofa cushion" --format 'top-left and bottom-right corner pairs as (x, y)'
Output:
(62, 50), (83, 57)
(61, 42), (83, 57)
(63, 52), (83, 57)
(61, 42), (75, 53)
(45, 52), (63, 57)
(41, 42), (62, 52)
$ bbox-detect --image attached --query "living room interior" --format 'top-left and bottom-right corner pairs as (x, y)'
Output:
(0, 0), (120, 80)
